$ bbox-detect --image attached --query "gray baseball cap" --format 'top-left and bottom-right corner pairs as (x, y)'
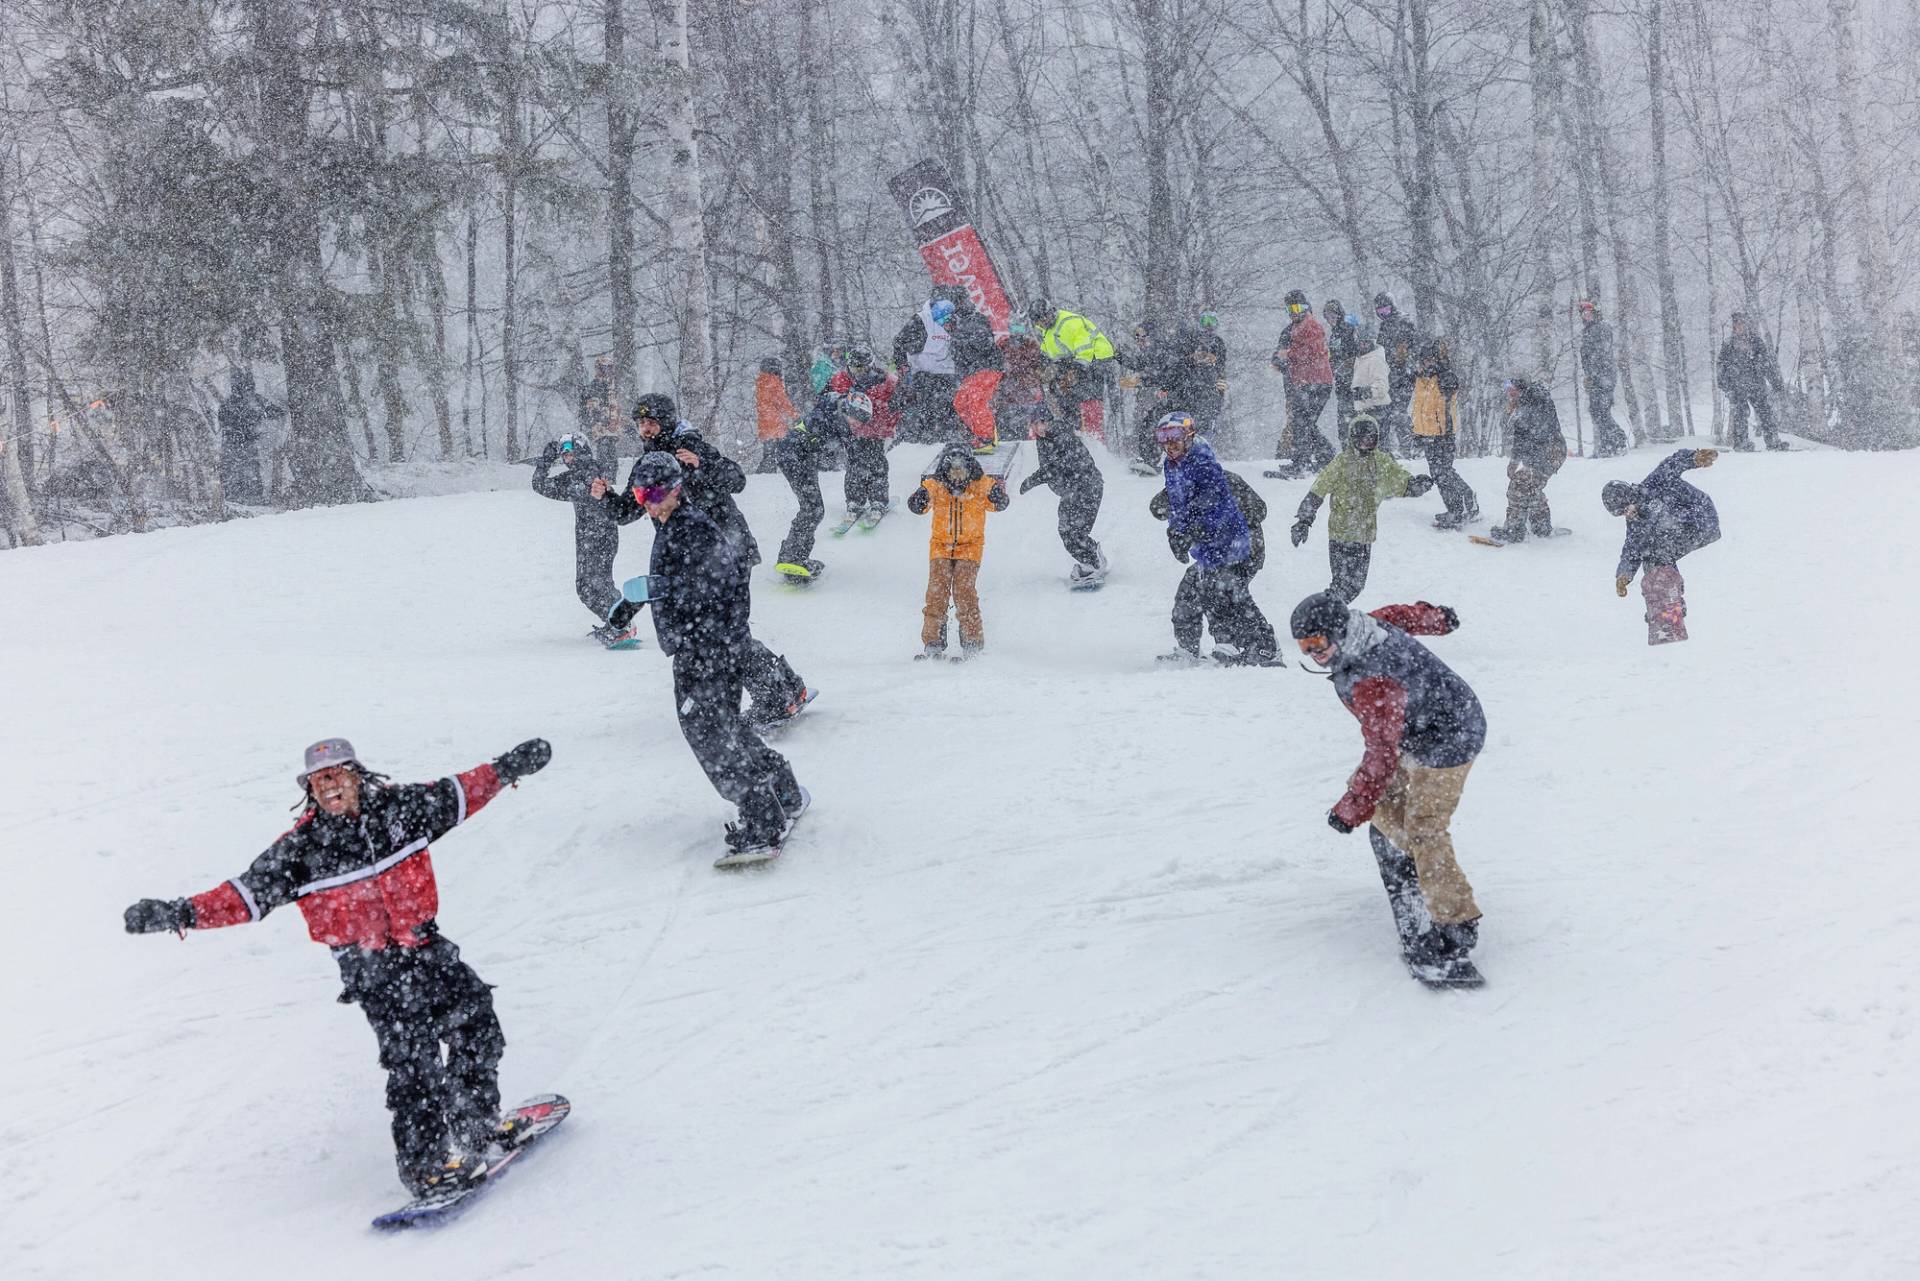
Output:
(297, 738), (362, 785)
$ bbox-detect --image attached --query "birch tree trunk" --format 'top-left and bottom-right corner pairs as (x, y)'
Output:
(1644, 0), (1691, 435)
(652, 0), (717, 427)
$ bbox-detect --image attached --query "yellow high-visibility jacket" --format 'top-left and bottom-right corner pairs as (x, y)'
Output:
(1038, 309), (1115, 364)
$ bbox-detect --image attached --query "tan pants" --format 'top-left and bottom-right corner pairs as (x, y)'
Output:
(1369, 759), (1481, 925)
(923, 558), (984, 648)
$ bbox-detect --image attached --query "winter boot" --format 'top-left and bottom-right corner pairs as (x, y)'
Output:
(1432, 509), (1467, 531)
(914, 643), (947, 661)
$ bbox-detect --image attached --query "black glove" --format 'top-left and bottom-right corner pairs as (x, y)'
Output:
(542, 439), (562, 461)
(1406, 473), (1435, 497)
(1326, 811), (1354, 835)
(1018, 472), (1044, 495)
(125, 897), (194, 934)
(1432, 603), (1460, 632)
(495, 738), (552, 784)
(1290, 519), (1311, 548)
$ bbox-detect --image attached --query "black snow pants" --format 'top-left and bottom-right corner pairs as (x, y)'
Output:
(575, 521), (622, 622)
(844, 437), (891, 510)
(674, 649), (800, 839)
(1727, 393), (1780, 449)
(341, 936), (505, 1188)
(1328, 540), (1372, 604)
(220, 433), (264, 504)
(1587, 380), (1628, 456)
(777, 451), (825, 566)
(1056, 475), (1105, 567)
(741, 641), (806, 717)
(1171, 562), (1276, 659)
(1282, 384), (1336, 469)
(1421, 435), (1479, 520)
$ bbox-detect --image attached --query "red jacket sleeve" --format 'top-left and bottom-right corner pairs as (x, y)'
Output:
(1334, 676), (1407, 827)
(1370, 601), (1455, 636)
(189, 881), (254, 929)
(454, 763), (505, 820)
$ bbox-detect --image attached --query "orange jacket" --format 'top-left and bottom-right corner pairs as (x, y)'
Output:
(909, 453), (1008, 562)
(755, 372), (797, 442)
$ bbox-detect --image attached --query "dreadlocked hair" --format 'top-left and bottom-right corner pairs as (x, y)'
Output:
(291, 762), (392, 811)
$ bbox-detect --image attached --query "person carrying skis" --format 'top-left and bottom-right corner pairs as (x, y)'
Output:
(772, 386), (859, 582)
(532, 431), (631, 646)
(754, 355), (798, 472)
(1578, 300), (1629, 457)
(1490, 373), (1569, 544)
(1268, 289), (1335, 477)
(123, 735), (554, 1196)
(1289, 592), (1484, 982)
(1018, 359), (1108, 588)
(1374, 294), (1420, 454)
(614, 452), (808, 859)
(829, 345), (900, 519)
(596, 394), (813, 727)
(1030, 298), (1117, 440)
(907, 442), (1010, 659)
(1156, 411), (1279, 665)
(1717, 312), (1789, 451)
(1412, 336), (1479, 528)
(1290, 414), (1436, 603)
(1604, 448), (1722, 644)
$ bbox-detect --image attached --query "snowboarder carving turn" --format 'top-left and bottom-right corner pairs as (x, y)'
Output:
(122, 735), (554, 1196)
(1604, 448), (1722, 645)
(1289, 593), (1486, 987)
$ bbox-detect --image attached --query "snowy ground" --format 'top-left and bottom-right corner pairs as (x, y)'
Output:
(5, 439), (1916, 1279)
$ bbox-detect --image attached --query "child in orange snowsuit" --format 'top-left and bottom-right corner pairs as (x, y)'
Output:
(907, 443), (1010, 659)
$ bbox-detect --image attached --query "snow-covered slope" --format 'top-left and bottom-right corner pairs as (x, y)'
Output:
(5, 444), (1915, 1279)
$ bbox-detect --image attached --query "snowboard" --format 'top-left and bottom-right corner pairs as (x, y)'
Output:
(828, 511), (861, 538)
(1068, 576), (1106, 593)
(370, 1094), (571, 1230)
(1468, 527), (1571, 547)
(589, 625), (642, 651)
(857, 498), (896, 532)
(774, 561), (824, 587)
(1370, 830), (1484, 990)
(714, 787), (810, 868)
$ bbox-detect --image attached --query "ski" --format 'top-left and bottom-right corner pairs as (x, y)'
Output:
(714, 787), (810, 869)
(857, 498), (896, 532)
(827, 511), (860, 538)
(370, 1094), (571, 1231)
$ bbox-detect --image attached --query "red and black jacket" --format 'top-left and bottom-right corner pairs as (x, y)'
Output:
(187, 763), (504, 955)
(1328, 604), (1485, 828)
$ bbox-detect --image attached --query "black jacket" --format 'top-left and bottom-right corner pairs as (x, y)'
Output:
(1376, 313), (1421, 399)
(1507, 387), (1568, 473)
(1021, 421), (1103, 501)
(533, 437), (621, 541)
(1160, 339), (1226, 425)
(607, 423), (760, 565)
(645, 501), (753, 663)
(1717, 335), (1786, 400)
(1327, 316), (1363, 395)
(950, 308), (1003, 379)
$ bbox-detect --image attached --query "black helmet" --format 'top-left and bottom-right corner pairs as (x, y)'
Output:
(1602, 480), (1640, 516)
(1374, 292), (1396, 312)
(1284, 288), (1310, 308)
(1348, 414), (1380, 451)
(843, 343), (874, 369)
(630, 451), (684, 493)
(1027, 298), (1054, 325)
(633, 392), (678, 424)
(759, 355), (782, 375)
(1289, 591), (1352, 645)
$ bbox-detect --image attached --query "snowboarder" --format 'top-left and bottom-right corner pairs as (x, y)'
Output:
(1290, 414), (1436, 603)
(829, 345), (900, 519)
(1412, 336), (1479, 528)
(754, 355), (798, 473)
(1717, 312), (1789, 451)
(595, 394), (812, 726)
(1289, 593), (1484, 984)
(1374, 294), (1420, 455)
(773, 387), (859, 581)
(907, 442), (1010, 659)
(1489, 373), (1569, 544)
(609, 452), (808, 858)
(1116, 319), (1177, 475)
(1030, 298), (1117, 440)
(531, 432), (631, 645)
(1156, 411), (1279, 665)
(1578, 300), (1629, 457)
(1017, 360), (1108, 587)
(1150, 450), (1269, 664)
(217, 367), (282, 504)
(1268, 289), (1335, 477)
(1604, 448), (1722, 645)
(122, 735), (554, 1196)
(1161, 322), (1229, 440)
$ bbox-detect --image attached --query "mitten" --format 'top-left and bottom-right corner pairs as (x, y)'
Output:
(1290, 520), (1311, 548)
(1406, 474), (1435, 497)
(495, 738), (553, 784)
(1616, 575), (1631, 598)
(1694, 448), (1718, 467)
(125, 897), (194, 935)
